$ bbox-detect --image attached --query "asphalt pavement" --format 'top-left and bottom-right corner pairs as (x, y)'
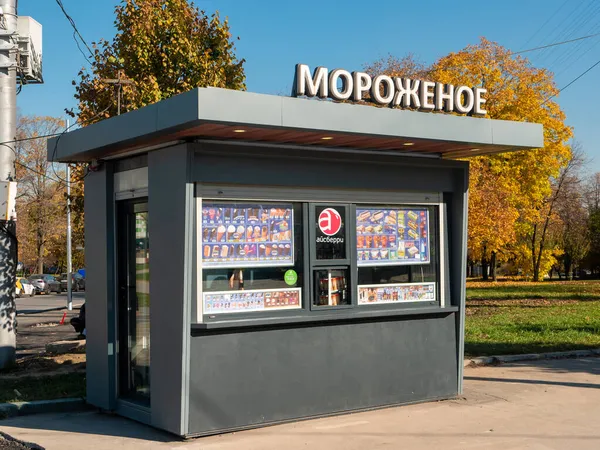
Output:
(14, 293), (85, 357)
(16, 293), (85, 315)
(1, 356), (599, 449)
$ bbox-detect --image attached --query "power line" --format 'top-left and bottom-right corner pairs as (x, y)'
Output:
(15, 160), (64, 184)
(424, 32), (600, 77)
(511, 32), (600, 55)
(534, 1), (590, 64)
(50, 103), (113, 184)
(521, 0), (569, 49)
(54, 0), (94, 62)
(556, 36), (600, 77)
(543, 58), (600, 104)
(0, 133), (63, 147)
(545, 3), (600, 70)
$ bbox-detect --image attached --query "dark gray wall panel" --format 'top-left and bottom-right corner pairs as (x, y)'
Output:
(148, 144), (192, 434)
(84, 164), (115, 410)
(448, 167), (470, 392)
(188, 314), (457, 435)
(193, 143), (463, 193)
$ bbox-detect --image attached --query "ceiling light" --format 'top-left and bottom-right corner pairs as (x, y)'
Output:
(403, 142), (414, 146)
(321, 136), (334, 140)
(233, 129), (246, 133)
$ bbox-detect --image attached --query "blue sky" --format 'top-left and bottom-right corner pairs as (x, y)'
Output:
(18, 0), (600, 169)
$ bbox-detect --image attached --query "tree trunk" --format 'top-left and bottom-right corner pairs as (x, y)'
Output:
(481, 245), (489, 281)
(531, 224), (538, 281)
(37, 248), (43, 274)
(490, 251), (497, 281)
(37, 228), (44, 274)
(564, 255), (573, 281)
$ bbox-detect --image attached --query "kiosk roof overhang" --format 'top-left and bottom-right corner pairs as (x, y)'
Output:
(48, 87), (543, 163)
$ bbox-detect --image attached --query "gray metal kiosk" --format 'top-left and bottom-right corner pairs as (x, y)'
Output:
(48, 87), (543, 437)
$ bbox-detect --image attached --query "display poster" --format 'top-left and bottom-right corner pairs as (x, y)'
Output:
(358, 282), (436, 305)
(356, 208), (430, 266)
(203, 288), (302, 314)
(202, 203), (294, 268)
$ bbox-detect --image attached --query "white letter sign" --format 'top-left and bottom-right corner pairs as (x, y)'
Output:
(293, 64), (487, 117)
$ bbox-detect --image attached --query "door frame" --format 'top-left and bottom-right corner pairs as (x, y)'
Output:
(115, 198), (151, 413)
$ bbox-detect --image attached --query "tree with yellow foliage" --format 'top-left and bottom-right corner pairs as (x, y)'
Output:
(15, 116), (68, 274)
(431, 38), (572, 280)
(366, 38), (573, 281)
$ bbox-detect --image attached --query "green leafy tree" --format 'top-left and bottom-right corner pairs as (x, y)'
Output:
(73, 0), (246, 123)
(69, 0), (247, 244)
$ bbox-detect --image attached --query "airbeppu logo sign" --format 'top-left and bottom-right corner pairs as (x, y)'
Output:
(319, 208), (342, 236)
(317, 208), (344, 245)
(292, 63), (487, 116)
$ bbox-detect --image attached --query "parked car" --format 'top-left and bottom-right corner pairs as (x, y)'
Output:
(57, 272), (86, 292)
(28, 274), (61, 295)
(16, 277), (35, 298)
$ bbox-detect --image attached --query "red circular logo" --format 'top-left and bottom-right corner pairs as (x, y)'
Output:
(318, 208), (342, 236)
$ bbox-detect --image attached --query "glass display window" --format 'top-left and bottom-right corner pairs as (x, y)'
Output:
(199, 198), (443, 319)
(201, 202), (295, 269)
(201, 201), (304, 315)
(356, 207), (430, 266)
(356, 205), (440, 306)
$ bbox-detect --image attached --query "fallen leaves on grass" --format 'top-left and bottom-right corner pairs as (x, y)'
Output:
(0, 353), (85, 380)
(0, 373), (86, 403)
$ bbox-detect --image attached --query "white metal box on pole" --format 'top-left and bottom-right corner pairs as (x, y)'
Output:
(0, 181), (16, 221)
(16, 16), (42, 83)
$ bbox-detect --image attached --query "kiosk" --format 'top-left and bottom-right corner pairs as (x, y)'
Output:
(49, 84), (543, 437)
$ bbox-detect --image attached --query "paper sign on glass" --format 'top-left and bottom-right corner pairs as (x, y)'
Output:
(358, 282), (436, 305)
(201, 203), (294, 269)
(356, 207), (430, 266)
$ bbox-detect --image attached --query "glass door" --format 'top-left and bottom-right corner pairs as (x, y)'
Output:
(117, 200), (150, 405)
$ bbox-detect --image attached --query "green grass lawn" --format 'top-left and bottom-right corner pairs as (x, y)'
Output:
(466, 280), (600, 300)
(0, 373), (86, 404)
(465, 280), (600, 356)
(136, 271), (149, 281)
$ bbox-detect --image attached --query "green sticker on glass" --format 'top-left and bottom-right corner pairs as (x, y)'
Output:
(284, 269), (298, 286)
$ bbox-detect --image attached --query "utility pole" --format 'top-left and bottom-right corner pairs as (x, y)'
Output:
(100, 70), (134, 115)
(0, 0), (18, 368)
(66, 121), (72, 311)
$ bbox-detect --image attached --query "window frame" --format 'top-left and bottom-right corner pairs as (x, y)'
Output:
(354, 203), (444, 310)
(195, 187), (447, 324)
(198, 200), (309, 321)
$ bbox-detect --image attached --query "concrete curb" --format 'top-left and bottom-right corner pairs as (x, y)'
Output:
(465, 348), (600, 367)
(0, 398), (89, 420)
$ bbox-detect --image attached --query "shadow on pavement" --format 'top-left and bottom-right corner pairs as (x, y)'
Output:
(464, 375), (599, 389)
(465, 342), (600, 358)
(1, 411), (179, 444)
(510, 356), (600, 377)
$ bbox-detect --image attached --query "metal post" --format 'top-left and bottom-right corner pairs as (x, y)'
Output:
(0, 0), (18, 368)
(117, 70), (121, 116)
(66, 124), (72, 310)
